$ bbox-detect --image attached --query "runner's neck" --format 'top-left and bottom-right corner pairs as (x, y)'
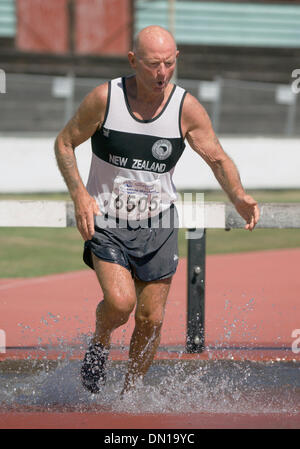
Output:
(125, 76), (173, 121)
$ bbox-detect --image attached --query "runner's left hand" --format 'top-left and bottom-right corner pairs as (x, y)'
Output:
(234, 195), (260, 231)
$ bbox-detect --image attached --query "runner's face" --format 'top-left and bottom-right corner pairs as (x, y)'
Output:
(132, 41), (178, 94)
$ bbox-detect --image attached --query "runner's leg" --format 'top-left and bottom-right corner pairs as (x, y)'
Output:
(81, 254), (137, 393)
(91, 253), (137, 348)
(121, 276), (172, 394)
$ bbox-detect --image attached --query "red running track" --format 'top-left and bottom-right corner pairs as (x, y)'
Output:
(1, 249), (300, 428)
(1, 410), (300, 429)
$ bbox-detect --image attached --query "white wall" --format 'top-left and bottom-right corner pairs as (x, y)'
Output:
(0, 135), (299, 192)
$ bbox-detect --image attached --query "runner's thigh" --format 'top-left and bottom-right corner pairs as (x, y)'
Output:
(92, 253), (137, 312)
(134, 277), (172, 324)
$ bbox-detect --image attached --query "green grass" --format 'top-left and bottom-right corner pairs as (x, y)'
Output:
(178, 228), (300, 258)
(1, 189), (300, 203)
(179, 189), (300, 203)
(0, 227), (86, 278)
(0, 192), (71, 201)
(0, 190), (299, 277)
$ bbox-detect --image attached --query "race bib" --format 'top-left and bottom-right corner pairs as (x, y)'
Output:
(107, 176), (162, 220)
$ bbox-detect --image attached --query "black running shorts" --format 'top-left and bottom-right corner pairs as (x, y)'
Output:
(83, 205), (179, 282)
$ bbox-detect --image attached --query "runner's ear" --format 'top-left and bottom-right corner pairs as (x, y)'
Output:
(128, 51), (136, 69)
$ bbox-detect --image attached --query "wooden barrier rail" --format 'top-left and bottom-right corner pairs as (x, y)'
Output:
(1, 200), (300, 229)
(1, 200), (299, 353)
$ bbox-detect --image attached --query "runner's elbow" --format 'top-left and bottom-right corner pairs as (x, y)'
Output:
(55, 133), (75, 155)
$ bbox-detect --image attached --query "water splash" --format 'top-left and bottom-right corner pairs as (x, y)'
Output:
(1, 358), (299, 415)
(2, 317), (299, 415)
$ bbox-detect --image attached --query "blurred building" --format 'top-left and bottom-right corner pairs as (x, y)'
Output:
(0, 0), (299, 81)
(0, 0), (299, 134)
(0, 0), (134, 78)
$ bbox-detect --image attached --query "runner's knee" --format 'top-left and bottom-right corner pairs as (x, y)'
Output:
(97, 291), (136, 321)
(135, 309), (164, 332)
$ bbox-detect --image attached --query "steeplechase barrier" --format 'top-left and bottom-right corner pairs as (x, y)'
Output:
(1, 200), (299, 353)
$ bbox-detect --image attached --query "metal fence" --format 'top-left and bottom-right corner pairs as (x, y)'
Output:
(0, 72), (299, 136)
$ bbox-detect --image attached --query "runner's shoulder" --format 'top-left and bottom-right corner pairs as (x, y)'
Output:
(83, 82), (109, 111)
(181, 91), (210, 129)
(74, 82), (109, 125)
(182, 91), (206, 114)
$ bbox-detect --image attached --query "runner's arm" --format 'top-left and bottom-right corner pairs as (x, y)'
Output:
(182, 93), (259, 231)
(54, 83), (108, 240)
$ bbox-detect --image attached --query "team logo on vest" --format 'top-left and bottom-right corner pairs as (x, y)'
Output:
(152, 139), (172, 160)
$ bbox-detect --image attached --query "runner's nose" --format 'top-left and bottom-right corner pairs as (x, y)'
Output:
(157, 63), (166, 77)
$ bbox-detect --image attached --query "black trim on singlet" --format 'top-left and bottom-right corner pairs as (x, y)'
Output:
(121, 76), (177, 124)
(96, 81), (111, 132)
(102, 80), (111, 127)
(178, 91), (188, 140)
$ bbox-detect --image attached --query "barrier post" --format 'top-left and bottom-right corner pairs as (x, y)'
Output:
(186, 229), (206, 353)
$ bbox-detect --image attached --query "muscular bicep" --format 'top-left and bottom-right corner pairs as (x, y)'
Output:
(182, 93), (227, 167)
(58, 83), (108, 149)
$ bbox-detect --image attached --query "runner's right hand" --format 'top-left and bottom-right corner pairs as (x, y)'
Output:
(74, 192), (101, 241)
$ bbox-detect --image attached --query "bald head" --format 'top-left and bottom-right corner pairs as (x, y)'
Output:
(133, 26), (177, 57)
(128, 25), (178, 94)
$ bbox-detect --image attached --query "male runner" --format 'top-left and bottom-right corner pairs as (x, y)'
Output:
(54, 25), (259, 395)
